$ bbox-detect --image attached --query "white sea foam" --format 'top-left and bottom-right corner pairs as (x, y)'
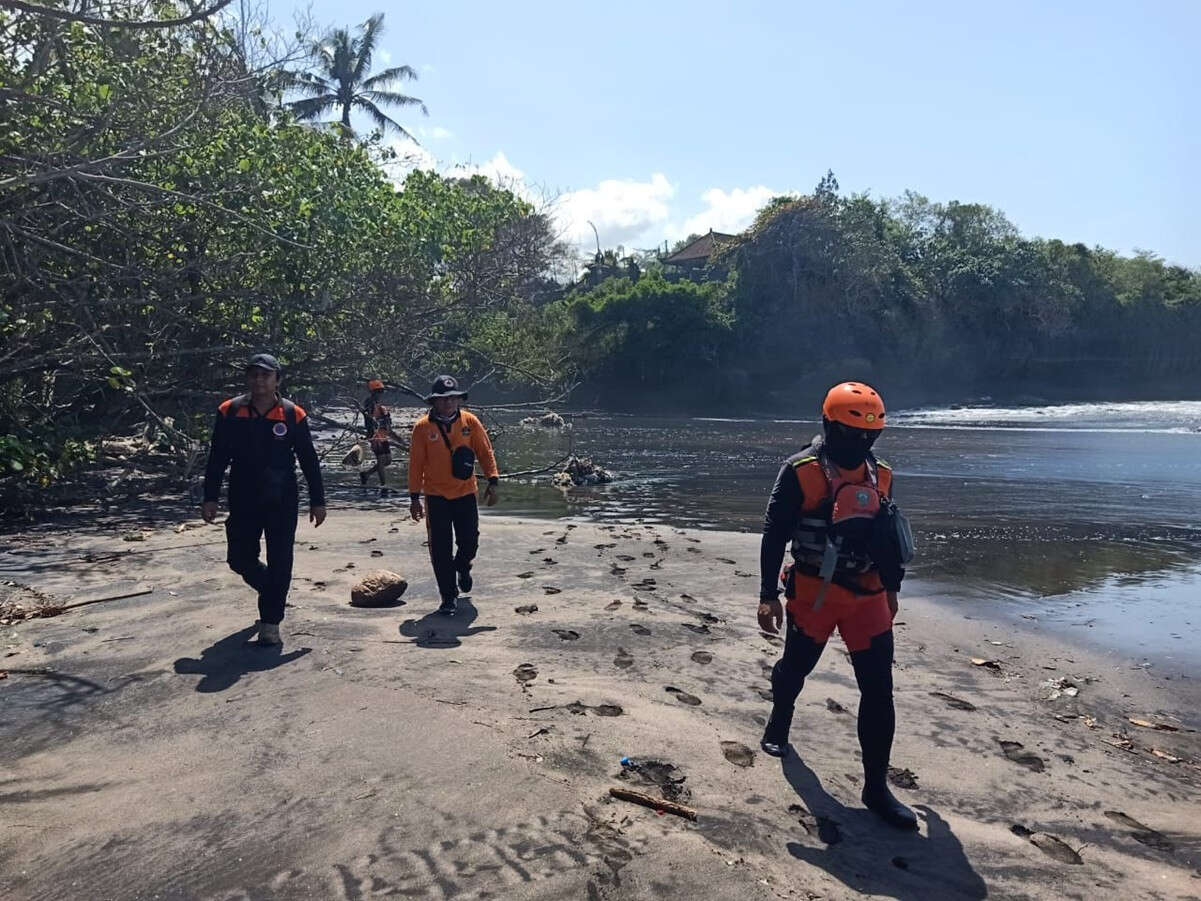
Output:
(892, 400), (1201, 433)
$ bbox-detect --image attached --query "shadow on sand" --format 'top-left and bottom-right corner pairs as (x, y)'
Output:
(782, 753), (987, 900)
(173, 625), (311, 693)
(397, 597), (496, 649)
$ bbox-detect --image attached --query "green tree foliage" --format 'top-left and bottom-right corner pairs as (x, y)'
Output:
(559, 274), (732, 395)
(0, 4), (565, 508)
(287, 13), (426, 139)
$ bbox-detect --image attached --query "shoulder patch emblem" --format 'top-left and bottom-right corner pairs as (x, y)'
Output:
(272, 422), (287, 437)
(461, 426), (471, 436)
(428, 431), (439, 441)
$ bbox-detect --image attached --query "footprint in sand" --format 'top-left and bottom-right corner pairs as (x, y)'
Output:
(611, 565), (627, 575)
(543, 586), (562, 595)
(734, 571), (753, 578)
(370, 550), (383, 557)
(996, 739), (1045, 772)
(687, 547), (702, 554)
(516, 571), (535, 579)
(691, 651), (712, 665)
(930, 691), (977, 711)
(553, 629), (579, 641)
(514, 663), (538, 683)
(682, 623), (711, 635)
(564, 701), (623, 717)
(515, 604), (539, 615)
(642, 552), (655, 558)
(542, 558), (559, 566)
(630, 624), (651, 636)
(556, 535), (568, 544)
(665, 686), (702, 706)
(529, 548), (545, 554)
(888, 766), (919, 789)
(715, 557), (736, 565)
(721, 741), (755, 768)
(789, 804), (842, 844)
(1104, 811), (1175, 852)
(758, 688), (774, 702)
(826, 698), (848, 714)
(616, 555), (635, 562)
(595, 543), (616, 549)
(632, 598), (650, 611)
(614, 648), (634, 669)
(605, 600), (623, 611)
(1012, 827), (1083, 864)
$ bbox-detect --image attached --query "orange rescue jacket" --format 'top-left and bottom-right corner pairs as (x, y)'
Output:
(788, 454), (894, 607)
(408, 409), (499, 500)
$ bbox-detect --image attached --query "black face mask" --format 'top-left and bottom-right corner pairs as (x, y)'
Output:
(822, 421), (879, 468)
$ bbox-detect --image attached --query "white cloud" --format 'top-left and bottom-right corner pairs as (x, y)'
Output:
(430, 126), (453, 140)
(452, 151), (526, 188)
(379, 49), (392, 64)
(668, 185), (778, 241)
(555, 173), (675, 250)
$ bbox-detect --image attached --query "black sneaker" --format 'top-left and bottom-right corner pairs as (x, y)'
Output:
(437, 597), (458, 615)
(457, 568), (473, 594)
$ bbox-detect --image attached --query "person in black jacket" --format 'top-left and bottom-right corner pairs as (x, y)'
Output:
(201, 354), (326, 645)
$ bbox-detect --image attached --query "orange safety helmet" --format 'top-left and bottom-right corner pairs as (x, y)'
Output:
(367, 379), (385, 391)
(822, 381), (886, 430)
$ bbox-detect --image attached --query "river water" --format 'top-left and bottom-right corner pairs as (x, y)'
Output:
(327, 401), (1201, 670)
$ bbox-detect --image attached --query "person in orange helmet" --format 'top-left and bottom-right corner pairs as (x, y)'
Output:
(757, 381), (916, 829)
(360, 379), (396, 495)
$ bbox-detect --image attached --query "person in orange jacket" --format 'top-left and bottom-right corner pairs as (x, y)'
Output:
(758, 381), (916, 829)
(408, 375), (499, 614)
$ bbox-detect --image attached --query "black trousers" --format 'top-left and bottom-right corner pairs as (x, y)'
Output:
(764, 620), (897, 788)
(425, 493), (479, 603)
(225, 504), (298, 625)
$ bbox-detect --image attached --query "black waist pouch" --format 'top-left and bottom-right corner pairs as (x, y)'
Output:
(452, 445), (476, 480)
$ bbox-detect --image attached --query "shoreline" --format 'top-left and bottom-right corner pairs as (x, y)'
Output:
(2, 510), (1199, 899)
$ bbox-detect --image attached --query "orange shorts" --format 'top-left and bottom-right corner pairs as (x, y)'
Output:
(786, 578), (892, 653)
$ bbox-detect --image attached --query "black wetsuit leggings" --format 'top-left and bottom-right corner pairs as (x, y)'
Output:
(426, 494), (479, 603)
(764, 620), (896, 788)
(225, 504), (297, 625)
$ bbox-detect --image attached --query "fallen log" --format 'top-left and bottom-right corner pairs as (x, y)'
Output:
(608, 786), (697, 821)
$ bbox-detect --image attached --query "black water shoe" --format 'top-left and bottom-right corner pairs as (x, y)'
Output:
(760, 738), (789, 758)
(862, 784), (918, 830)
(457, 568), (473, 594)
(437, 597), (458, 616)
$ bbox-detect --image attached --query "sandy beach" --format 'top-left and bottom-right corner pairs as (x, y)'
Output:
(2, 508), (1199, 900)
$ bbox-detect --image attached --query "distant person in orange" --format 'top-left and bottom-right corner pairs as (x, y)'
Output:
(758, 381), (916, 829)
(360, 379), (395, 495)
(409, 375), (499, 614)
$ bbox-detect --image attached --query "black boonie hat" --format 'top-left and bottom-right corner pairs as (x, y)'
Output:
(245, 353), (281, 373)
(425, 374), (468, 402)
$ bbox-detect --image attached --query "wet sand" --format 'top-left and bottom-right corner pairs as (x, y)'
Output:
(1, 510), (1199, 900)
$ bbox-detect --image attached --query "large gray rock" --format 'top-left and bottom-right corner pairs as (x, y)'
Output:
(350, 570), (408, 607)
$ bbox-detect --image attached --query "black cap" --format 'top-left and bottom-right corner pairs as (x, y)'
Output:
(245, 353), (281, 373)
(424, 374), (468, 402)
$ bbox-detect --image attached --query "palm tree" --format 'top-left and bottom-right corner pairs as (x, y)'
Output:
(289, 13), (427, 140)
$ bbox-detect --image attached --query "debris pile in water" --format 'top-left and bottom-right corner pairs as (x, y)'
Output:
(551, 455), (613, 488)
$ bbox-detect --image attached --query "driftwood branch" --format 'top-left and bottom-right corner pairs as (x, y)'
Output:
(608, 787), (697, 821)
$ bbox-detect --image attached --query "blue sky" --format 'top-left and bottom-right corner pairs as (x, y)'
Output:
(279, 0), (1199, 265)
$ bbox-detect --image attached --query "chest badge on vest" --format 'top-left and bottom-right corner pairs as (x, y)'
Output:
(461, 426), (471, 436)
(272, 422), (288, 437)
(428, 430), (439, 441)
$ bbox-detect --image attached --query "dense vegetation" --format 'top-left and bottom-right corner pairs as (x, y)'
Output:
(561, 173), (1201, 408)
(2, 4), (1198, 507)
